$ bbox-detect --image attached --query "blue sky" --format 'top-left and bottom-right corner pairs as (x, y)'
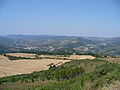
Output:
(0, 0), (120, 37)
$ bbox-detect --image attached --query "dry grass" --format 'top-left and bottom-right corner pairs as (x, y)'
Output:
(38, 55), (95, 60)
(0, 55), (70, 77)
(6, 53), (37, 58)
(0, 53), (95, 77)
(6, 53), (95, 60)
(102, 81), (120, 90)
(68, 55), (95, 60)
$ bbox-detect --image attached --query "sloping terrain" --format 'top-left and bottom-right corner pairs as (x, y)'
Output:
(0, 55), (70, 77)
(0, 58), (120, 90)
(6, 53), (37, 58)
(6, 53), (95, 60)
(0, 35), (120, 56)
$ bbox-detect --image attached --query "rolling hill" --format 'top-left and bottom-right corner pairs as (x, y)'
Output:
(0, 35), (119, 56)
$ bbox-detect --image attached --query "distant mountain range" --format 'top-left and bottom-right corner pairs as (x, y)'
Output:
(0, 35), (120, 56)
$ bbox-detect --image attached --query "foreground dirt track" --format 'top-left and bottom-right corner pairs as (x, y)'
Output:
(0, 56), (70, 77)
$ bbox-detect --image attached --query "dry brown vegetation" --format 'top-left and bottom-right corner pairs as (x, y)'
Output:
(38, 55), (95, 60)
(6, 53), (96, 60)
(0, 53), (120, 90)
(0, 53), (95, 78)
(6, 53), (36, 58)
(0, 55), (70, 77)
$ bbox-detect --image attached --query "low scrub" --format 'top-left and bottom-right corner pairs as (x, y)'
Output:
(0, 59), (120, 90)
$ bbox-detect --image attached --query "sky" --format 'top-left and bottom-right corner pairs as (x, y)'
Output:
(0, 0), (120, 37)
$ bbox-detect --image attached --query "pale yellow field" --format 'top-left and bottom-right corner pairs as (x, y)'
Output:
(6, 53), (95, 60)
(38, 55), (95, 60)
(67, 55), (95, 60)
(0, 53), (95, 77)
(0, 55), (70, 77)
(6, 53), (36, 58)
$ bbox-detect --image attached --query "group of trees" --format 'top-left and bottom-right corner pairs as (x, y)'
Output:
(21, 50), (73, 56)
(0, 48), (112, 58)
(21, 50), (111, 58)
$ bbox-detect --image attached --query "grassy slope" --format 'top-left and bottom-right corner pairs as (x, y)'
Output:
(0, 59), (120, 90)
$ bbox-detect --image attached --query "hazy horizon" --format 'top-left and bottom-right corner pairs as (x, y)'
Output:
(0, 33), (119, 38)
(0, 0), (120, 37)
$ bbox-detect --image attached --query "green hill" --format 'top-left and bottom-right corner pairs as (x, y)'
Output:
(0, 59), (120, 90)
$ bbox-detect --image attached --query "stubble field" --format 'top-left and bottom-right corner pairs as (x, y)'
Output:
(0, 53), (95, 77)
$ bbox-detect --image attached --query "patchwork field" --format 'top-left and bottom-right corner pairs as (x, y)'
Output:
(0, 53), (95, 77)
(6, 53), (96, 60)
(0, 53), (120, 90)
(0, 55), (70, 77)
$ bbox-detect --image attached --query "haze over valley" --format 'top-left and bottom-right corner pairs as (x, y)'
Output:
(0, 0), (120, 90)
(0, 35), (120, 57)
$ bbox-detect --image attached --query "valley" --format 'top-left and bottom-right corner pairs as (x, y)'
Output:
(0, 35), (120, 57)
(0, 35), (120, 90)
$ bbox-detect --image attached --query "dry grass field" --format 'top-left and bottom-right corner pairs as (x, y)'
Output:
(6, 53), (95, 60)
(6, 53), (37, 58)
(68, 55), (95, 60)
(0, 53), (95, 78)
(0, 53), (120, 90)
(0, 55), (70, 77)
(38, 55), (95, 60)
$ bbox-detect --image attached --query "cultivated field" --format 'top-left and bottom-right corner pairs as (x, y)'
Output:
(6, 53), (95, 60)
(6, 53), (36, 58)
(0, 53), (120, 90)
(0, 53), (95, 77)
(0, 55), (70, 77)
